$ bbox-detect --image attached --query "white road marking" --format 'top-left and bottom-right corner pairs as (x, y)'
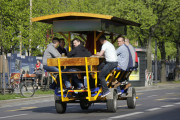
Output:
(7, 107), (37, 112)
(156, 98), (178, 101)
(147, 95), (158, 97)
(109, 112), (144, 119)
(145, 107), (162, 112)
(67, 107), (74, 108)
(136, 93), (144, 95)
(161, 105), (174, 108)
(166, 93), (174, 94)
(174, 102), (180, 105)
(95, 103), (106, 105)
(118, 104), (141, 108)
(0, 114), (28, 119)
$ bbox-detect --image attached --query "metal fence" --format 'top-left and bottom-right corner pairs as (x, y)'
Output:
(152, 60), (179, 81)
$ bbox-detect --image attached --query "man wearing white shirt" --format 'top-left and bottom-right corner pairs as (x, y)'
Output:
(96, 35), (118, 97)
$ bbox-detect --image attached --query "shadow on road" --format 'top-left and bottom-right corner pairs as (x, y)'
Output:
(20, 104), (129, 114)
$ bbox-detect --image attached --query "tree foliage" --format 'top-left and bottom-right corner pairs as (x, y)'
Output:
(0, 0), (179, 59)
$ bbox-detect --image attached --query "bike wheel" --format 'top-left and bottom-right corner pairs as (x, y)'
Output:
(20, 82), (35, 97)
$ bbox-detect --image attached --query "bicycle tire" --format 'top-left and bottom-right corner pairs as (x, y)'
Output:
(20, 82), (35, 97)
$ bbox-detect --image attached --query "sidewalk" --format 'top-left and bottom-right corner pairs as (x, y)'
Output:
(0, 94), (54, 108)
(135, 82), (180, 91)
(1, 82), (180, 108)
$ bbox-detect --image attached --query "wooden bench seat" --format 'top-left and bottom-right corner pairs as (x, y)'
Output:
(49, 71), (99, 74)
(47, 57), (99, 67)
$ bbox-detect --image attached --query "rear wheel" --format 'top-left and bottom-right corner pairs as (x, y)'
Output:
(127, 87), (136, 109)
(80, 99), (91, 110)
(20, 82), (35, 97)
(55, 100), (67, 113)
(106, 90), (117, 112)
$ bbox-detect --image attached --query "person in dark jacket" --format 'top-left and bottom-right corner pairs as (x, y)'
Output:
(62, 38), (91, 89)
(67, 39), (91, 57)
(57, 38), (67, 56)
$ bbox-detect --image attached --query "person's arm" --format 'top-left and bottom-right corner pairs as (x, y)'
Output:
(116, 47), (121, 56)
(87, 51), (92, 57)
(96, 50), (104, 56)
(49, 45), (61, 58)
(63, 48), (67, 56)
(39, 63), (43, 71)
(67, 48), (76, 57)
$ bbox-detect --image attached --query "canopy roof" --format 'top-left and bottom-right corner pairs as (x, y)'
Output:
(32, 12), (141, 27)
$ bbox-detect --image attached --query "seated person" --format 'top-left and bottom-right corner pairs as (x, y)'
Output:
(42, 38), (63, 89)
(95, 35), (118, 97)
(135, 51), (138, 68)
(116, 36), (129, 71)
(125, 38), (135, 67)
(62, 38), (91, 89)
(57, 38), (67, 56)
(57, 38), (67, 70)
(34, 59), (43, 87)
(43, 37), (61, 72)
(125, 44), (133, 71)
(116, 36), (133, 94)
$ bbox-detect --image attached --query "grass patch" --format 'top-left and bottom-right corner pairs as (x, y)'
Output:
(172, 80), (180, 83)
(35, 89), (54, 94)
(0, 94), (26, 100)
(0, 89), (54, 100)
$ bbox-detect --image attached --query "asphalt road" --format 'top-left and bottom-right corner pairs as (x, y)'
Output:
(0, 85), (180, 120)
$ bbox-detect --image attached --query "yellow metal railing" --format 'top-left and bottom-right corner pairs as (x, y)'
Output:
(49, 57), (133, 102)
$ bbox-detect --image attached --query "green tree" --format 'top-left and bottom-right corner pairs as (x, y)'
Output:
(0, 0), (30, 55)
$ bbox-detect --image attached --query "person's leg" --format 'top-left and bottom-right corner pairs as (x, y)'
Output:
(36, 74), (42, 86)
(61, 69), (72, 88)
(98, 61), (106, 71)
(39, 74), (42, 85)
(67, 69), (83, 89)
(43, 65), (60, 89)
(98, 62), (118, 95)
(35, 74), (39, 86)
(43, 65), (59, 72)
(62, 75), (71, 88)
(72, 74), (83, 89)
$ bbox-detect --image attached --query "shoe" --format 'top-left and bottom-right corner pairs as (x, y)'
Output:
(101, 90), (110, 97)
(117, 87), (124, 95)
(49, 82), (57, 90)
(106, 80), (109, 84)
(77, 86), (87, 90)
(58, 89), (66, 93)
(66, 86), (74, 90)
(117, 91), (122, 95)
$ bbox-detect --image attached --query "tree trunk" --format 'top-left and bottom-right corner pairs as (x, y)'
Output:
(175, 42), (180, 81)
(147, 28), (152, 73)
(159, 41), (166, 82)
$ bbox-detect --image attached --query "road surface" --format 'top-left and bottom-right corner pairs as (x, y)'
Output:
(0, 85), (180, 120)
